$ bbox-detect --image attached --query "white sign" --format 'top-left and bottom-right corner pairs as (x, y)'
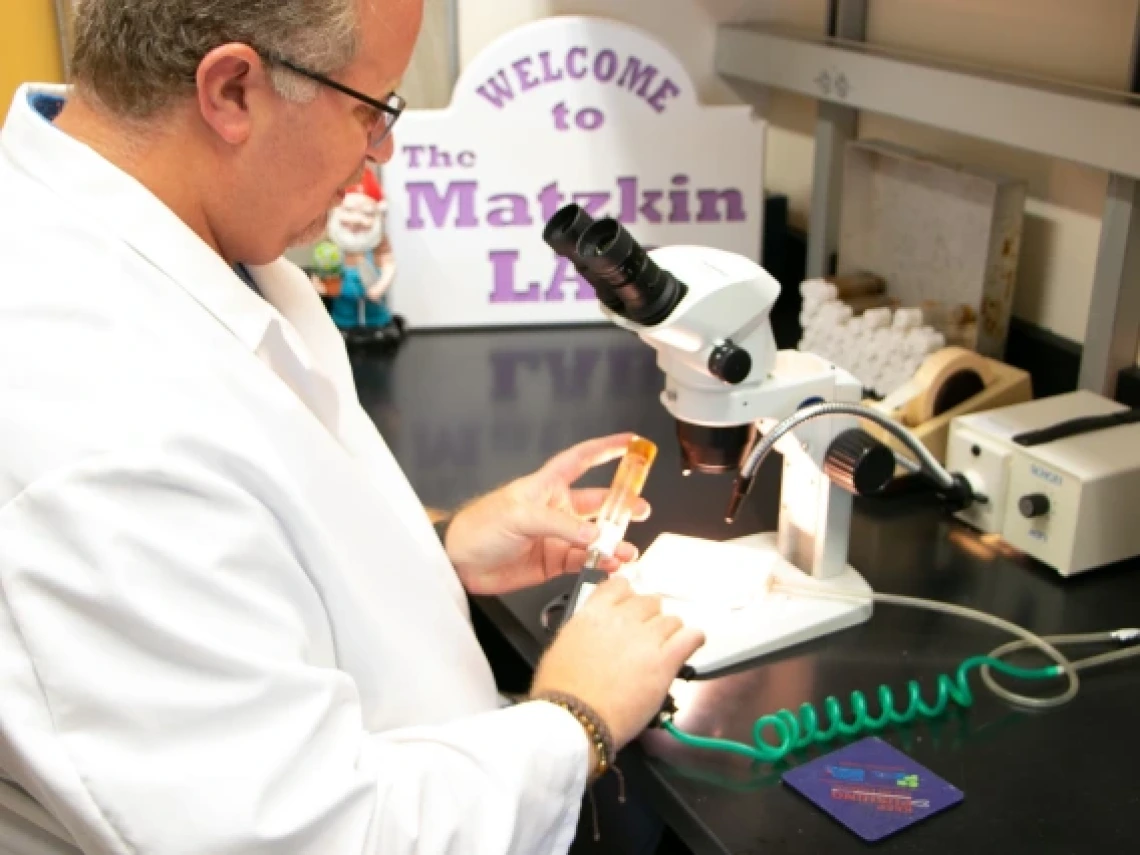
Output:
(383, 15), (766, 329)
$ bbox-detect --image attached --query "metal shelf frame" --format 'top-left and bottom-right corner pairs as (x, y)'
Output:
(714, 1), (1140, 397)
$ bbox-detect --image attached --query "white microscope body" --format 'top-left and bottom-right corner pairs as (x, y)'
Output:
(541, 203), (876, 676)
(608, 245), (874, 676)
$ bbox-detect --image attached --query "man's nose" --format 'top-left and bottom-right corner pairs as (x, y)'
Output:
(368, 134), (396, 165)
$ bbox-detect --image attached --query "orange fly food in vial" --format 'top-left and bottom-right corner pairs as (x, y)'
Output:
(588, 436), (658, 565)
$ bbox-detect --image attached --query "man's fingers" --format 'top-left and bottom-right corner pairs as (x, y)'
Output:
(663, 626), (706, 666)
(612, 541), (639, 563)
(649, 613), (684, 643)
(591, 574), (634, 605)
(510, 503), (598, 548)
(568, 488), (610, 517)
(631, 499), (651, 522)
(544, 539), (573, 581)
(624, 592), (663, 621)
(541, 433), (636, 484)
(570, 489), (651, 523)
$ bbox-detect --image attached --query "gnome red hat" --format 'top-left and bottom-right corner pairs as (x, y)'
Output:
(344, 169), (383, 209)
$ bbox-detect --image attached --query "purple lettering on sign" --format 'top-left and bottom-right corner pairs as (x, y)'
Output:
(405, 181), (478, 229)
(403, 145), (472, 170)
(594, 49), (618, 82)
(648, 78), (682, 113)
(537, 182), (566, 221)
(401, 145), (425, 168)
(572, 191), (609, 218)
(486, 194), (533, 228)
(512, 57), (540, 91)
(401, 178), (749, 230)
(472, 45), (683, 114)
(617, 58), (659, 97)
(576, 107), (605, 130)
(669, 174), (690, 223)
(476, 71), (516, 109)
(488, 250), (540, 302)
(566, 46), (589, 79)
(551, 101), (571, 131)
(697, 189), (746, 223)
(428, 146), (453, 168)
(617, 177), (663, 224)
(538, 50), (564, 84)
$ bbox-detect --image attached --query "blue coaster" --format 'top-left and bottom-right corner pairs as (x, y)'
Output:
(781, 737), (964, 842)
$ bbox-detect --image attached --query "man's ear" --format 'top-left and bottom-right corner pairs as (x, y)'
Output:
(195, 44), (268, 145)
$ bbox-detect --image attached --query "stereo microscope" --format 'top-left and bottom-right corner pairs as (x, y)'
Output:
(541, 205), (976, 676)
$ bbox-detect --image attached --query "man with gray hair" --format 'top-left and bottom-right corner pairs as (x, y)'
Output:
(0, 2), (704, 854)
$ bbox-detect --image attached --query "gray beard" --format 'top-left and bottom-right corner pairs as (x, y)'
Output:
(327, 216), (383, 255)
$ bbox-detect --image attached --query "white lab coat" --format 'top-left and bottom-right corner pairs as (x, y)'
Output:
(0, 84), (588, 855)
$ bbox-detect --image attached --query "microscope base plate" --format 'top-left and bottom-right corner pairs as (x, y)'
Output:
(623, 531), (873, 677)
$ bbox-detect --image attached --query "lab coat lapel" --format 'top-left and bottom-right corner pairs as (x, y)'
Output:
(248, 262), (357, 397)
(248, 262), (455, 574)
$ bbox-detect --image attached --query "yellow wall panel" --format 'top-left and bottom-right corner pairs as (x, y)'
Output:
(0, 1), (65, 110)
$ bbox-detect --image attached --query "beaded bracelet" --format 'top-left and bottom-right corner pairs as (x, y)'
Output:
(530, 690), (616, 783)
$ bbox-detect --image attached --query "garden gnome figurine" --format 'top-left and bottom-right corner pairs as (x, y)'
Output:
(312, 168), (406, 351)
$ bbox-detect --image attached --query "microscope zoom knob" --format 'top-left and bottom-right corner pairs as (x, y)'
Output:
(709, 341), (752, 384)
(823, 429), (896, 497)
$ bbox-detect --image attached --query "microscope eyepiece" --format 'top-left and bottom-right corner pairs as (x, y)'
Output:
(542, 205), (624, 313)
(542, 204), (594, 260)
(542, 205), (687, 326)
(578, 218), (686, 326)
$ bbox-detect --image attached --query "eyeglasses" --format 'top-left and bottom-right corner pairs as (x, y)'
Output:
(261, 52), (405, 149)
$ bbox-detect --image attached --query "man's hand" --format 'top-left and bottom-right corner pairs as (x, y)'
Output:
(530, 575), (705, 749)
(441, 433), (650, 596)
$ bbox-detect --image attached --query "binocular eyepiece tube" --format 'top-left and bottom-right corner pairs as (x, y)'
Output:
(542, 204), (687, 326)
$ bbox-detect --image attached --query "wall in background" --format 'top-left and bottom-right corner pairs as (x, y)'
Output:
(458, 0), (1139, 348)
(2, 1), (1131, 353)
(399, 0), (457, 109)
(0, 1), (65, 110)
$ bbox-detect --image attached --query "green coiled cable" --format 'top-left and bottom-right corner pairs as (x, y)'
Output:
(661, 655), (1060, 764)
(658, 587), (1140, 765)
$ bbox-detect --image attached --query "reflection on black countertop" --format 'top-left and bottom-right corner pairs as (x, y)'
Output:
(354, 325), (1140, 855)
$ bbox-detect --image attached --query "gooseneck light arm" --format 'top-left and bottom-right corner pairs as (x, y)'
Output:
(728, 402), (974, 523)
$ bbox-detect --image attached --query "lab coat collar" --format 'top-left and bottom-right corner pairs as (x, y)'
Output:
(0, 83), (274, 353)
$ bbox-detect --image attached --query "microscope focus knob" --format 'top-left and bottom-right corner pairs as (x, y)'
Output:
(823, 429), (896, 497)
(708, 341), (752, 384)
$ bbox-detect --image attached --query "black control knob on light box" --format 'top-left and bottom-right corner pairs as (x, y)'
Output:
(1019, 493), (1051, 519)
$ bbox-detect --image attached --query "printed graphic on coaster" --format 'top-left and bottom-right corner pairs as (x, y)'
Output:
(782, 737), (964, 842)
